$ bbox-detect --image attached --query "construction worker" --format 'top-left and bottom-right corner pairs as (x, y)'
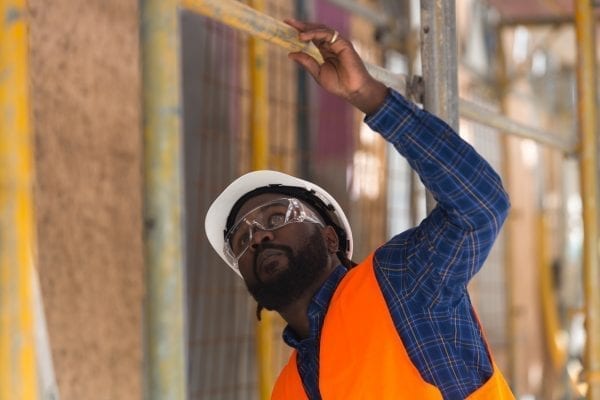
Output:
(205, 19), (515, 399)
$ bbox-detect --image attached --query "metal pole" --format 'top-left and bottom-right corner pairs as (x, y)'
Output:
(140, 0), (187, 398)
(419, 0), (458, 211)
(493, 25), (518, 391)
(538, 212), (567, 372)
(574, 1), (600, 398)
(459, 99), (577, 154)
(326, 0), (389, 27)
(0, 0), (39, 398)
(248, 1), (273, 398)
(249, 0), (269, 172)
(500, 15), (600, 27)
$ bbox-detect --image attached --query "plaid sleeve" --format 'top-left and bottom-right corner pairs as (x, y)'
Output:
(365, 89), (510, 303)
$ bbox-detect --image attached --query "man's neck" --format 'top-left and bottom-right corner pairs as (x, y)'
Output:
(276, 257), (341, 339)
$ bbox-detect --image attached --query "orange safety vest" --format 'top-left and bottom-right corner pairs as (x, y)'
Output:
(271, 254), (515, 399)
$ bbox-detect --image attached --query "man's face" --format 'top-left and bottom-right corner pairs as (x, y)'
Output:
(230, 193), (329, 311)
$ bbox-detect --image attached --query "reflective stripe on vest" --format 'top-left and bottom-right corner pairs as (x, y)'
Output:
(271, 254), (515, 400)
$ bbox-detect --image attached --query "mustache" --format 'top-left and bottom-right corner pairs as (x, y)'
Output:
(253, 242), (292, 254)
(252, 243), (293, 281)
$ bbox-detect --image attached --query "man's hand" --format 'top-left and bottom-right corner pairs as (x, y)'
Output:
(285, 19), (388, 115)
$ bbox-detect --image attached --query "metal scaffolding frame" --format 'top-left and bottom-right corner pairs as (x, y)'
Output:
(137, 0), (598, 398)
(2, 0), (597, 398)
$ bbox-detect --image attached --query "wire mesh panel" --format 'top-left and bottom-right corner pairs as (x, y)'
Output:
(263, 0), (302, 380)
(347, 12), (388, 261)
(460, 104), (509, 371)
(182, 1), (304, 396)
(181, 11), (257, 400)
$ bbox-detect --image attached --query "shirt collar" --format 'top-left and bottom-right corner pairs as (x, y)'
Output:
(282, 264), (348, 348)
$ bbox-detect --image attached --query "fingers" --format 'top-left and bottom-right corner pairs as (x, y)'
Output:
(284, 18), (341, 48)
(287, 51), (321, 81)
(283, 18), (305, 31)
(300, 28), (340, 47)
(284, 18), (326, 33)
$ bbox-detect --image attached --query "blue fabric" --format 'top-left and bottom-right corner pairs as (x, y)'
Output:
(282, 89), (510, 400)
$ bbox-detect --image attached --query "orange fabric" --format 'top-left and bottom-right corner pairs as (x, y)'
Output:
(271, 255), (515, 399)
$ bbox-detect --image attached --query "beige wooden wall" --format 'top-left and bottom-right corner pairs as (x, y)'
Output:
(29, 0), (143, 398)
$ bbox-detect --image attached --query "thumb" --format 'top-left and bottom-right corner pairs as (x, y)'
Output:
(288, 51), (320, 82)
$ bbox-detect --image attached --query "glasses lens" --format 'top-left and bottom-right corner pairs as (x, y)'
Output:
(227, 222), (251, 257)
(225, 199), (290, 258)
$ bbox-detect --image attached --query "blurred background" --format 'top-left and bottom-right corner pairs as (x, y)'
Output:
(1, 0), (599, 399)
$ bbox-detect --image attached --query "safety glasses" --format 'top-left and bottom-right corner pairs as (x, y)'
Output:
(224, 197), (323, 268)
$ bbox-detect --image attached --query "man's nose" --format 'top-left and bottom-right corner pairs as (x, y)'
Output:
(250, 228), (274, 248)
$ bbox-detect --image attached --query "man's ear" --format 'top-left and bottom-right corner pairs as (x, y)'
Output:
(322, 225), (339, 254)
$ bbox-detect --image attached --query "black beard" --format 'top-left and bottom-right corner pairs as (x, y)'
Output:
(245, 229), (328, 311)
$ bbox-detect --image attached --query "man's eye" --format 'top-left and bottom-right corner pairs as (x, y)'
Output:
(231, 227), (249, 251)
(267, 213), (285, 228)
(238, 235), (249, 248)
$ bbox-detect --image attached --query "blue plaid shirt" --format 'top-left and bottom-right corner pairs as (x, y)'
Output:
(282, 89), (510, 399)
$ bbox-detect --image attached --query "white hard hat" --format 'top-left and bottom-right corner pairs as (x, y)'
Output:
(204, 170), (353, 278)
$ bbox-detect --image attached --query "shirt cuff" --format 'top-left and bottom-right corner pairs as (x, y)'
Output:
(363, 89), (422, 142)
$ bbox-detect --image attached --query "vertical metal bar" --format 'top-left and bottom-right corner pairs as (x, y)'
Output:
(493, 25), (518, 391)
(419, 0), (459, 212)
(140, 0), (187, 398)
(574, 1), (600, 398)
(249, 0), (270, 171)
(0, 0), (38, 399)
(248, 0), (273, 398)
(538, 211), (566, 372)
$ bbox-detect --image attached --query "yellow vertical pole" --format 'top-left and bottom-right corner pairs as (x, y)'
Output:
(249, 0), (270, 171)
(140, 0), (187, 398)
(574, 1), (600, 398)
(538, 212), (566, 372)
(248, 0), (272, 399)
(0, 0), (39, 399)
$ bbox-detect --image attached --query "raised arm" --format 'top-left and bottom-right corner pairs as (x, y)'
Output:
(368, 91), (510, 302)
(287, 20), (510, 302)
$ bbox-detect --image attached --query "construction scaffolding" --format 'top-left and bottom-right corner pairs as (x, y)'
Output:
(1, 0), (599, 399)
(170, 0), (600, 398)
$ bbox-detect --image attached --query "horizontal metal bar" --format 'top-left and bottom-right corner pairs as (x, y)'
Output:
(326, 0), (389, 27)
(459, 99), (577, 153)
(499, 14), (600, 27)
(181, 0), (577, 154)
